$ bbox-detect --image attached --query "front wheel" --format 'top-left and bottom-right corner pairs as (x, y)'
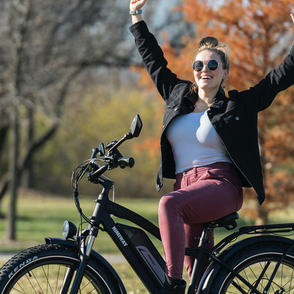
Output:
(0, 244), (121, 294)
(209, 240), (294, 294)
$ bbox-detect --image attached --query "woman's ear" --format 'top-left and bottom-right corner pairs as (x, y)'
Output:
(223, 69), (229, 80)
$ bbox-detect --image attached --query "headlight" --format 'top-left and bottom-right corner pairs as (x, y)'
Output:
(62, 220), (77, 240)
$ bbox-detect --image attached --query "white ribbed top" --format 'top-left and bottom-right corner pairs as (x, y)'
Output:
(166, 111), (232, 174)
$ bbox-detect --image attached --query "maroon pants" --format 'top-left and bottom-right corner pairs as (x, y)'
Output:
(158, 162), (243, 279)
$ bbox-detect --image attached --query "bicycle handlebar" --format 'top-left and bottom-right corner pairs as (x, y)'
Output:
(71, 115), (142, 222)
(87, 156), (135, 183)
(74, 114), (142, 188)
(118, 157), (135, 168)
(88, 164), (108, 182)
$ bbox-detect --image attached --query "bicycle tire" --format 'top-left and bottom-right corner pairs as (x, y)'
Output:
(209, 240), (294, 294)
(0, 243), (121, 294)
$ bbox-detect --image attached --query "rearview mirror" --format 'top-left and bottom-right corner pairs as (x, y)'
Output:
(129, 114), (143, 138)
(98, 143), (105, 156)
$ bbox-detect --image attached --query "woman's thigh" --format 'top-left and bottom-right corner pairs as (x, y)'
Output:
(163, 162), (243, 224)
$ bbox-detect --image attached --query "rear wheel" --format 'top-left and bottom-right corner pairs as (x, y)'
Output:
(0, 244), (121, 294)
(209, 241), (294, 294)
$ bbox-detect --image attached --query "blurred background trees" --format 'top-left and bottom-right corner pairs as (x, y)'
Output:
(0, 0), (189, 240)
(1, 0), (294, 241)
(0, 0), (134, 239)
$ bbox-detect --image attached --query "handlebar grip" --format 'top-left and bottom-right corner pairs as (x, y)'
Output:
(117, 157), (135, 168)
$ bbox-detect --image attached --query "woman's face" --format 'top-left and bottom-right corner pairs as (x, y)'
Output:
(193, 50), (228, 92)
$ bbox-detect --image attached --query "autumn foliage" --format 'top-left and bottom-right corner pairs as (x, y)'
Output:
(136, 0), (294, 223)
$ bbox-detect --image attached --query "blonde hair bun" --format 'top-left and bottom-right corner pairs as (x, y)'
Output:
(197, 36), (229, 72)
(198, 36), (219, 51)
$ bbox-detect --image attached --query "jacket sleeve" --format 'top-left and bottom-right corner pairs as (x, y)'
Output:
(129, 21), (182, 101)
(240, 45), (294, 112)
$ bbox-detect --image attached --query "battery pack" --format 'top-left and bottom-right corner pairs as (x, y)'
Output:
(117, 223), (166, 284)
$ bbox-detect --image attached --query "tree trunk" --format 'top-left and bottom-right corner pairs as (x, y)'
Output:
(0, 122), (60, 202)
(6, 102), (19, 240)
(23, 106), (35, 188)
(0, 126), (9, 165)
(255, 204), (269, 225)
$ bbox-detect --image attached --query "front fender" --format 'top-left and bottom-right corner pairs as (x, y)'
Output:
(198, 235), (294, 294)
(45, 237), (127, 294)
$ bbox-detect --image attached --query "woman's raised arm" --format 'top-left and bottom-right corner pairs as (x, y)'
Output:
(129, 0), (147, 24)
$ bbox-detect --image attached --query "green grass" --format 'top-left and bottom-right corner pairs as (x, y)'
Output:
(1, 191), (294, 293)
(0, 191), (162, 254)
(1, 189), (294, 255)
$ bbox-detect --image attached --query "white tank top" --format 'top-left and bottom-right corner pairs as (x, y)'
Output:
(166, 111), (232, 174)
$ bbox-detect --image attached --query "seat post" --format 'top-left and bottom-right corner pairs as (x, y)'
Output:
(187, 225), (211, 294)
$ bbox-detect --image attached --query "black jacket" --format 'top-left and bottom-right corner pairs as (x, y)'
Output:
(130, 21), (294, 205)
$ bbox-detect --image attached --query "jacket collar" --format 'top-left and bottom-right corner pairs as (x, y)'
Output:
(210, 90), (226, 110)
(183, 88), (197, 105)
(183, 88), (227, 111)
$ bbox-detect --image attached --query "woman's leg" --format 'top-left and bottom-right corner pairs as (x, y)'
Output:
(158, 162), (243, 279)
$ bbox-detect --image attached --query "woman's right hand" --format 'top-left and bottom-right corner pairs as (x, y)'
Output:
(129, 0), (147, 24)
(129, 0), (147, 12)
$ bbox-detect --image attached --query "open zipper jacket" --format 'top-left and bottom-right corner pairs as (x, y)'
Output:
(130, 21), (294, 205)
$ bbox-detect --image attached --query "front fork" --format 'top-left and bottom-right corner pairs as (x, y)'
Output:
(64, 183), (111, 293)
(59, 227), (98, 294)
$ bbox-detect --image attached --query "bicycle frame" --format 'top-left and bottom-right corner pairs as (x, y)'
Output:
(55, 115), (294, 294)
(64, 179), (165, 294)
(58, 175), (294, 294)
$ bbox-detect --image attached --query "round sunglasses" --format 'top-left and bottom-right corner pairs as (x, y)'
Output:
(192, 60), (221, 72)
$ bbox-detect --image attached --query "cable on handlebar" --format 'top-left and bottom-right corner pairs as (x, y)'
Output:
(71, 152), (135, 224)
(71, 159), (98, 224)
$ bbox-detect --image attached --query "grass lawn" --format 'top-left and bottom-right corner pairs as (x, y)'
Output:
(0, 190), (162, 254)
(1, 189), (294, 254)
(1, 189), (294, 293)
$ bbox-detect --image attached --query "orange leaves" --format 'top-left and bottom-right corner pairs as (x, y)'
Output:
(263, 124), (294, 163)
(133, 136), (161, 158)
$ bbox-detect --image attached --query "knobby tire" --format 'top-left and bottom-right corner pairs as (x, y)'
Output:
(0, 243), (120, 294)
(209, 240), (294, 294)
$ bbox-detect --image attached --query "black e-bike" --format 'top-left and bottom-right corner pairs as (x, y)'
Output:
(1, 114), (294, 294)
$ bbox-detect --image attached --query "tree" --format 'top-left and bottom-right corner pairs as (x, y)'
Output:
(135, 0), (294, 224)
(32, 84), (172, 199)
(0, 0), (136, 240)
(0, 0), (186, 240)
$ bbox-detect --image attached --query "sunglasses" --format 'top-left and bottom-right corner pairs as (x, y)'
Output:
(192, 60), (221, 72)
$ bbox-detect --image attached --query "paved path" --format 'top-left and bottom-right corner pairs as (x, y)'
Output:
(0, 253), (127, 264)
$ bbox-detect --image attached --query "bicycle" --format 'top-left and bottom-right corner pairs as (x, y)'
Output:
(1, 114), (294, 294)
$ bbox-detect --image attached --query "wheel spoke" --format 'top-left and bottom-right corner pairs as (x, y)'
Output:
(209, 241), (294, 294)
(0, 244), (118, 294)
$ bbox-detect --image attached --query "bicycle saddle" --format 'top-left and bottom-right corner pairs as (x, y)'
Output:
(207, 212), (239, 230)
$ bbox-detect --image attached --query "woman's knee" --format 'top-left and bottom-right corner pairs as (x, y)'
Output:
(158, 195), (171, 215)
(158, 193), (181, 216)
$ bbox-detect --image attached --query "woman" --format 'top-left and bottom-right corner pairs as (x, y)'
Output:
(129, 1), (294, 293)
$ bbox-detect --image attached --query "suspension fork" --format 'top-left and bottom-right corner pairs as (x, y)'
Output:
(66, 181), (112, 294)
(68, 228), (99, 294)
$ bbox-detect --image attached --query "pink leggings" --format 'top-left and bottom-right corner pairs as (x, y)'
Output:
(158, 162), (243, 279)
